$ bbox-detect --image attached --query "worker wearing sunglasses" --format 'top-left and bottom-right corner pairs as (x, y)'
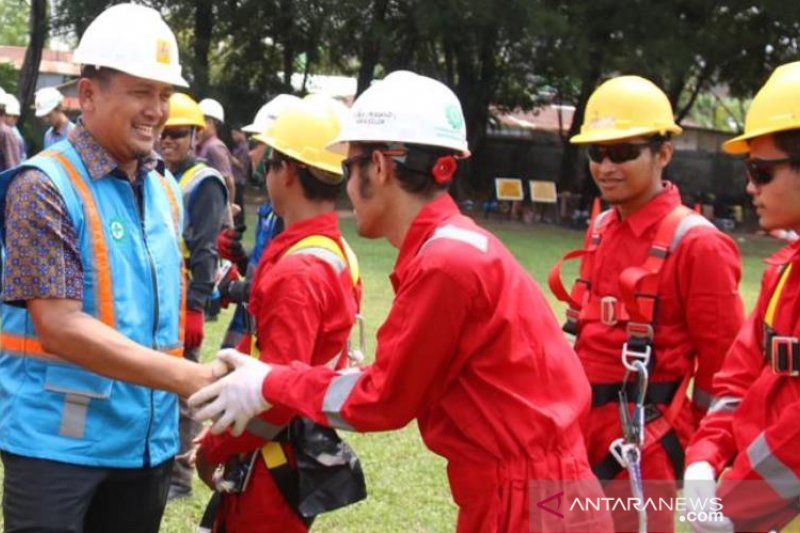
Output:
(684, 61), (800, 533)
(553, 75), (745, 532)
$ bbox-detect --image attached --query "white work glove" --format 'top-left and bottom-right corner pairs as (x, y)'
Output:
(683, 462), (734, 533)
(188, 349), (272, 436)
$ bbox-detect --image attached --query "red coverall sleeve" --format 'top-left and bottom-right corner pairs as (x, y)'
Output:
(202, 261), (326, 464)
(716, 397), (800, 527)
(263, 266), (474, 432)
(685, 269), (773, 474)
(677, 231), (745, 415)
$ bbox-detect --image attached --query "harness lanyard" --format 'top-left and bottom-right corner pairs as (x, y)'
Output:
(609, 359), (649, 533)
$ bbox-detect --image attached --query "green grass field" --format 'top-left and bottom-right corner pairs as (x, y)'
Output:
(0, 210), (783, 532)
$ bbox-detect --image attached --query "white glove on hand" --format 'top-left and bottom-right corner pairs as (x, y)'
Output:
(188, 349), (272, 436)
(683, 462), (734, 533)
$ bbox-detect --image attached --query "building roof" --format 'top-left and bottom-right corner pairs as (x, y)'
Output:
(0, 46), (80, 77)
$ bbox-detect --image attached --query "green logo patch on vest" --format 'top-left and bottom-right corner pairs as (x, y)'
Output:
(109, 219), (126, 241)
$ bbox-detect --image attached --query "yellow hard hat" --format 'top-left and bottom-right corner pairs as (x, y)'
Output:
(254, 94), (347, 175)
(723, 61), (800, 154)
(571, 75), (682, 144)
(165, 93), (205, 129)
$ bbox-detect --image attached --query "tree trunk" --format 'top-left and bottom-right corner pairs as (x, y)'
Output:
(17, 0), (47, 131)
(558, 49), (604, 192)
(356, 0), (389, 96)
(193, 0), (213, 95)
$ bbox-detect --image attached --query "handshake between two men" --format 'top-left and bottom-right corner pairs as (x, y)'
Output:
(189, 349), (275, 436)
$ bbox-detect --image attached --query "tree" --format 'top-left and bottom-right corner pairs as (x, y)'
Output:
(0, 0), (30, 46)
(17, 0), (47, 132)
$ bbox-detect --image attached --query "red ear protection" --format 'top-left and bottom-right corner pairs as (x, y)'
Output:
(432, 155), (457, 184)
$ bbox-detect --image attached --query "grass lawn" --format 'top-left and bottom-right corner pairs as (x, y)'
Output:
(0, 209), (783, 532)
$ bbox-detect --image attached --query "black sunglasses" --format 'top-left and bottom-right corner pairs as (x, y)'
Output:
(744, 157), (800, 186)
(160, 128), (191, 140)
(341, 153), (372, 181)
(586, 142), (656, 164)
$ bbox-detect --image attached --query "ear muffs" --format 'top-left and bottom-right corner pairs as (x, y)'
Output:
(431, 155), (457, 184)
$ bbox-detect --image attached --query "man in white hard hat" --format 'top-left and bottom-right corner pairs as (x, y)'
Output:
(0, 4), (224, 532)
(0, 88), (21, 171)
(191, 71), (612, 532)
(2, 93), (27, 160)
(35, 86), (75, 148)
(198, 97), (238, 221)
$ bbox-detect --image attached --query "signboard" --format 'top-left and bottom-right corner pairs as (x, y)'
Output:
(494, 178), (524, 201)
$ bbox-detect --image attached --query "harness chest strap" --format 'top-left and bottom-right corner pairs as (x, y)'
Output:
(764, 263), (800, 375)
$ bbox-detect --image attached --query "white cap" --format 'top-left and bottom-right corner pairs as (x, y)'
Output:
(328, 70), (469, 157)
(199, 98), (225, 123)
(73, 3), (187, 87)
(3, 94), (20, 116)
(242, 94), (301, 134)
(35, 87), (64, 117)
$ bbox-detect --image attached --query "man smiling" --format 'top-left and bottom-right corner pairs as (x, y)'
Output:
(0, 5), (222, 532)
(552, 75), (744, 530)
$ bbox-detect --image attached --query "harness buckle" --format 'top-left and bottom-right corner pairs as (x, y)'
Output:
(622, 342), (651, 372)
(600, 296), (618, 326)
(770, 335), (800, 376)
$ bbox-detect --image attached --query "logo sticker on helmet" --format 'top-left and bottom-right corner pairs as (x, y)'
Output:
(445, 105), (464, 130)
(110, 220), (126, 241)
(156, 38), (172, 65)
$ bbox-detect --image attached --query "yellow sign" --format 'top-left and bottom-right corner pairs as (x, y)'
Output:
(156, 39), (172, 65)
(494, 178), (524, 201)
(529, 180), (557, 203)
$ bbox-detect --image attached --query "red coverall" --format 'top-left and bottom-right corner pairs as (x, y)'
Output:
(686, 242), (800, 532)
(200, 212), (359, 533)
(573, 183), (744, 530)
(259, 194), (612, 532)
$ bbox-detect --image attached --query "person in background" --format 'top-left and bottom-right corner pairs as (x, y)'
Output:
(35, 86), (75, 149)
(230, 125), (251, 227)
(158, 92), (229, 501)
(2, 93), (27, 160)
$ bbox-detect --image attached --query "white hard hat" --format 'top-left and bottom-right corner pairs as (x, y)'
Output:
(35, 87), (63, 117)
(242, 94), (301, 134)
(73, 3), (187, 87)
(328, 70), (469, 157)
(3, 94), (20, 116)
(199, 98), (225, 123)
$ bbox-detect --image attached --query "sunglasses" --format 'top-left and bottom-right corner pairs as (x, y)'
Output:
(744, 157), (800, 186)
(586, 142), (655, 164)
(341, 154), (372, 181)
(160, 128), (191, 140)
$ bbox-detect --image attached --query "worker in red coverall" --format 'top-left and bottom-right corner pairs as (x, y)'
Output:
(683, 62), (800, 533)
(194, 94), (360, 533)
(190, 70), (613, 533)
(559, 75), (744, 531)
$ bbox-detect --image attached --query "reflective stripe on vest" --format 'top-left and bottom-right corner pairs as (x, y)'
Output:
(158, 170), (187, 345)
(50, 151), (116, 327)
(746, 432), (800, 500)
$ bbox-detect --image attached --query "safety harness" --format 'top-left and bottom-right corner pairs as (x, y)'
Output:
(764, 262), (799, 376)
(219, 233), (367, 525)
(549, 204), (713, 485)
